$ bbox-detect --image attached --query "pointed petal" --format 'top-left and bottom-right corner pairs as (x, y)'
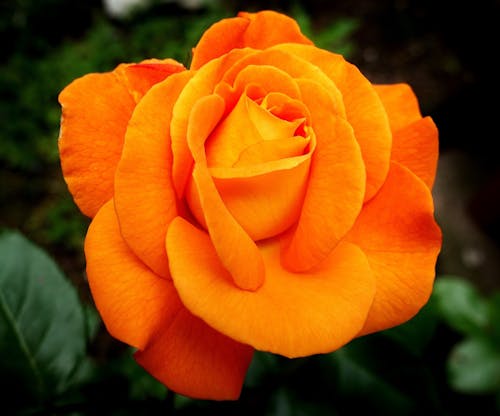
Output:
(114, 71), (193, 278)
(167, 217), (375, 358)
(281, 79), (366, 271)
(114, 59), (185, 102)
(135, 308), (253, 400)
(84, 200), (180, 349)
(391, 116), (439, 189)
(346, 162), (442, 335)
(375, 84), (438, 190)
(374, 83), (422, 133)
(191, 10), (312, 69)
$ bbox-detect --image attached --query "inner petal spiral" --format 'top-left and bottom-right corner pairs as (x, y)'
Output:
(186, 90), (314, 241)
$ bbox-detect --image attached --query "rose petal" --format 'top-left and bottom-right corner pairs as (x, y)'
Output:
(374, 83), (422, 132)
(346, 162), (442, 335)
(59, 69), (135, 217)
(85, 200), (252, 400)
(187, 95), (265, 291)
(171, 49), (253, 197)
(221, 48), (346, 119)
(200, 153), (311, 240)
(114, 59), (185, 103)
(272, 43), (392, 201)
(281, 79), (366, 272)
(191, 10), (312, 69)
(84, 200), (180, 349)
(375, 84), (438, 189)
(114, 71), (194, 278)
(59, 60), (183, 217)
(166, 217), (375, 358)
(206, 93), (304, 168)
(135, 308), (253, 400)
(391, 117), (439, 189)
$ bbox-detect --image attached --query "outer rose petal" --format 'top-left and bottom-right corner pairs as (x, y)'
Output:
(166, 217), (375, 358)
(85, 200), (180, 349)
(346, 162), (442, 335)
(85, 200), (253, 400)
(135, 308), (253, 400)
(375, 84), (438, 189)
(391, 117), (439, 189)
(59, 70), (135, 217)
(374, 83), (422, 132)
(59, 60), (184, 217)
(114, 59), (185, 102)
(114, 71), (194, 278)
(191, 10), (312, 69)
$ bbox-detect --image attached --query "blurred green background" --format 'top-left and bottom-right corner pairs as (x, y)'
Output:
(1, 0), (500, 414)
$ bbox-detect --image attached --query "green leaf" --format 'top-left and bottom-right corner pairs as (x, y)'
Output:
(447, 337), (500, 394)
(0, 231), (86, 409)
(432, 276), (489, 335)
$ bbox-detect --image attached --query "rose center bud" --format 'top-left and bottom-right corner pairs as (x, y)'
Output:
(186, 91), (314, 241)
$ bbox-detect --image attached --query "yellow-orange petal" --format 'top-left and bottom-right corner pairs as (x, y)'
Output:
(166, 216), (375, 358)
(59, 70), (136, 217)
(206, 92), (303, 168)
(206, 153), (311, 240)
(346, 162), (442, 335)
(190, 10), (312, 70)
(135, 308), (253, 400)
(374, 83), (422, 133)
(186, 95), (265, 291)
(391, 116), (439, 189)
(84, 200), (180, 349)
(271, 43), (392, 201)
(114, 71), (194, 278)
(281, 79), (366, 272)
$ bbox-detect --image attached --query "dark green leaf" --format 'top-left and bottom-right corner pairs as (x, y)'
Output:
(0, 231), (86, 408)
(433, 276), (489, 335)
(447, 337), (500, 394)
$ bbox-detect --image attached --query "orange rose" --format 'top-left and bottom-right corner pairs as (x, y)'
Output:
(58, 11), (441, 400)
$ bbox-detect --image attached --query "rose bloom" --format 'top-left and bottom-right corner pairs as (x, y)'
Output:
(58, 11), (441, 400)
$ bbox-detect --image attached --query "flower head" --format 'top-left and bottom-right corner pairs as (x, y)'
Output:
(58, 10), (441, 400)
